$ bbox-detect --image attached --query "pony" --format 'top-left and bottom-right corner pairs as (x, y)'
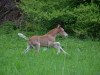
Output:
(18, 25), (69, 55)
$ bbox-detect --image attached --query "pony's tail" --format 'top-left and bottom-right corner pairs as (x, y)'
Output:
(18, 33), (28, 40)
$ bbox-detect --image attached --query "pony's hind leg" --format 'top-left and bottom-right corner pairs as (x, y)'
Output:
(24, 44), (32, 53)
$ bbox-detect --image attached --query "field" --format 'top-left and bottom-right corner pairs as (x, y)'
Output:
(0, 31), (100, 75)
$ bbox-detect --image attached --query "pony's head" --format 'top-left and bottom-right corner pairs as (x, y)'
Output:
(57, 24), (68, 37)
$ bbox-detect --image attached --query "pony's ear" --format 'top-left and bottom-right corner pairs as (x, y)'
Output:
(57, 24), (61, 28)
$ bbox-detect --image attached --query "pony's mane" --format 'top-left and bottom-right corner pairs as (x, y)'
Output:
(47, 28), (57, 34)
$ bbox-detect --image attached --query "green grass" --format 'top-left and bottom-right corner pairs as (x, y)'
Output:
(0, 31), (100, 75)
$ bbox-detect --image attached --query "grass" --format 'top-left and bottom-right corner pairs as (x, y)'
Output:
(0, 31), (100, 75)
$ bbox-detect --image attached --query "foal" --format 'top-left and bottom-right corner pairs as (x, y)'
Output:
(18, 25), (69, 55)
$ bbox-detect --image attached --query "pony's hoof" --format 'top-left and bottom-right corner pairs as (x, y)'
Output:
(64, 52), (70, 56)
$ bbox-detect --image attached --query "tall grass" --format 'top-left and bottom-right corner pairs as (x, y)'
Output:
(0, 30), (100, 75)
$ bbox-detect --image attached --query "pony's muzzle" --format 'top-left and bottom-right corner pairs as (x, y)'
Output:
(64, 32), (68, 37)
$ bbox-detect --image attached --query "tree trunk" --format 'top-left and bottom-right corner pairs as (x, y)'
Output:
(0, 0), (22, 25)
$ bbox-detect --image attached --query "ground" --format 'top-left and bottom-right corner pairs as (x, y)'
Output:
(0, 31), (100, 75)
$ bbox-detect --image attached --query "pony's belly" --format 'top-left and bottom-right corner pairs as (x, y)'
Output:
(29, 35), (55, 47)
(40, 41), (53, 47)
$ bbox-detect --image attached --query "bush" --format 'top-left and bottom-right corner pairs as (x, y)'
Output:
(0, 21), (15, 34)
(68, 0), (91, 7)
(87, 21), (100, 39)
(18, 0), (100, 39)
(45, 12), (77, 35)
(72, 4), (100, 39)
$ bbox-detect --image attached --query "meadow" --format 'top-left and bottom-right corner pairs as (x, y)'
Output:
(0, 0), (100, 75)
(0, 30), (100, 75)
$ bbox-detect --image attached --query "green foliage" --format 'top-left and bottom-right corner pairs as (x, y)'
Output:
(68, 0), (91, 7)
(0, 21), (15, 34)
(18, 0), (100, 39)
(94, 0), (100, 7)
(45, 11), (77, 34)
(73, 4), (100, 39)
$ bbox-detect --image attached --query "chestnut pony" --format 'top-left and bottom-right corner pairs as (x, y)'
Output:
(18, 25), (69, 55)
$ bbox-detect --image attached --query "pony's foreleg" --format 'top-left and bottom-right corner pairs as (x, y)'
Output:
(53, 42), (61, 54)
(53, 42), (69, 55)
(34, 43), (40, 53)
(60, 47), (70, 55)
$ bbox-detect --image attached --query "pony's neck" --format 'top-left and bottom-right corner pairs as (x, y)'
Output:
(46, 28), (59, 37)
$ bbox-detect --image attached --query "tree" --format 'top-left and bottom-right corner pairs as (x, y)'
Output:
(0, 0), (22, 25)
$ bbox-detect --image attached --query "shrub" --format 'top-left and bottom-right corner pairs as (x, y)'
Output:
(45, 12), (77, 35)
(0, 21), (15, 34)
(87, 21), (100, 39)
(19, 0), (100, 39)
(73, 4), (100, 39)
